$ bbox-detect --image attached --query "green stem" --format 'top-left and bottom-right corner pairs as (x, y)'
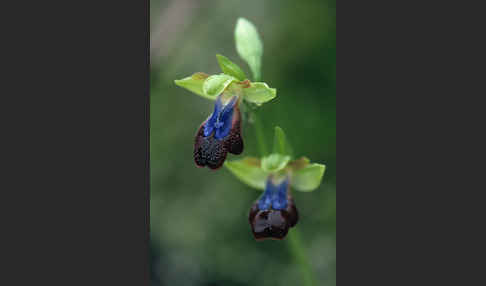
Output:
(250, 67), (315, 286)
(250, 63), (266, 156)
(287, 229), (317, 286)
(252, 111), (267, 157)
(250, 110), (316, 286)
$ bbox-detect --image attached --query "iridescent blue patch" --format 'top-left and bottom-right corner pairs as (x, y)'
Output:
(258, 177), (289, 211)
(204, 96), (237, 140)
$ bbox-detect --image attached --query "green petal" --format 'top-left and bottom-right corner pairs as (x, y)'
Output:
(224, 157), (269, 191)
(291, 163), (326, 192)
(216, 54), (247, 81)
(242, 82), (276, 105)
(261, 154), (291, 173)
(174, 72), (216, 100)
(203, 74), (238, 98)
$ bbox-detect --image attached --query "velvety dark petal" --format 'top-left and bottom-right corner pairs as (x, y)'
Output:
(225, 106), (244, 155)
(249, 209), (290, 240)
(248, 201), (259, 225)
(284, 195), (299, 228)
(248, 187), (299, 241)
(194, 122), (228, 170)
(194, 96), (243, 169)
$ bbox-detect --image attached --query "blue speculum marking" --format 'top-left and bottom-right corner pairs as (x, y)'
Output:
(258, 177), (289, 210)
(204, 96), (237, 140)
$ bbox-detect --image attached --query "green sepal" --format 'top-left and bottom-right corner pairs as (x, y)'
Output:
(242, 82), (276, 105)
(261, 154), (291, 173)
(224, 157), (268, 191)
(216, 54), (247, 81)
(174, 72), (215, 100)
(290, 162), (326, 192)
(202, 74), (239, 98)
(273, 126), (293, 158)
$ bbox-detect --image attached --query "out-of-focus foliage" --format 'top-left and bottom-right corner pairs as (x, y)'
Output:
(235, 17), (263, 81)
(150, 0), (336, 285)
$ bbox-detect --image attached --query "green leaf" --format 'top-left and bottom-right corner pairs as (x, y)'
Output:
(291, 163), (326, 192)
(225, 157), (268, 190)
(216, 54), (247, 81)
(235, 18), (263, 81)
(242, 82), (276, 105)
(261, 153), (291, 173)
(174, 72), (215, 100)
(203, 74), (238, 98)
(273, 126), (293, 157)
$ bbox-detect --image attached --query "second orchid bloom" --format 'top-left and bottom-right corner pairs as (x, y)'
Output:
(249, 176), (299, 240)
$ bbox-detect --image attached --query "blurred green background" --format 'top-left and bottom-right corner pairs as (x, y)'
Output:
(150, 0), (335, 285)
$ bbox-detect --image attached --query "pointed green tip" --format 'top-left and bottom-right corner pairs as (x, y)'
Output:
(236, 17), (247, 24)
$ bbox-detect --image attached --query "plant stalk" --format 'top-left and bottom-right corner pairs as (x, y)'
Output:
(287, 229), (317, 286)
(252, 111), (267, 157)
(250, 109), (316, 286)
(250, 67), (316, 286)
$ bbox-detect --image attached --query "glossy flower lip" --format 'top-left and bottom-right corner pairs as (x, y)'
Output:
(194, 95), (244, 170)
(249, 177), (299, 240)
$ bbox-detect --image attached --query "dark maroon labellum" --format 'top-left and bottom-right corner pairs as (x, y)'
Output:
(194, 97), (244, 170)
(248, 194), (299, 241)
